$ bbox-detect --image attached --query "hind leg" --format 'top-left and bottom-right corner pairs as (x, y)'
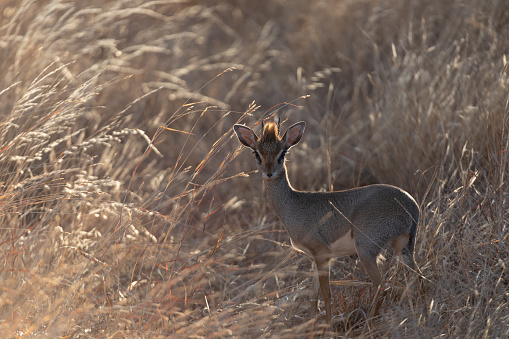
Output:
(391, 234), (420, 273)
(355, 242), (383, 288)
(392, 234), (413, 268)
(355, 242), (388, 317)
(391, 234), (409, 257)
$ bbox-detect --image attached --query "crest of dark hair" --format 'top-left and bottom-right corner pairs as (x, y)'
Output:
(260, 121), (280, 143)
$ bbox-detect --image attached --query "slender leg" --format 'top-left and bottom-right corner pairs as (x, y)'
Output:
(392, 234), (417, 270)
(355, 245), (383, 289)
(315, 257), (332, 322)
(309, 261), (319, 318)
(391, 234), (409, 259)
(369, 283), (388, 318)
(356, 245), (387, 318)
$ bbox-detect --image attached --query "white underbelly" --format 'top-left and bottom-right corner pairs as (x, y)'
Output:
(329, 232), (357, 257)
(289, 232), (357, 258)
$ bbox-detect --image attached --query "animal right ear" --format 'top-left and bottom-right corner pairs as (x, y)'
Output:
(233, 124), (258, 149)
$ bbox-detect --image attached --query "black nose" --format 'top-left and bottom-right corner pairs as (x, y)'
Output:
(267, 173), (272, 177)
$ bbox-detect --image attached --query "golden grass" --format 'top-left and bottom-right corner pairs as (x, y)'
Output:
(0, 0), (508, 337)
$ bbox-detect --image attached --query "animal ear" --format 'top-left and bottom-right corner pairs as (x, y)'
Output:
(283, 121), (305, 148)
(233, 124), (258, 149)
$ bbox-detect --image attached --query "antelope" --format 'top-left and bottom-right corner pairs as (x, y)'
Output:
(233, 120), (419, 322)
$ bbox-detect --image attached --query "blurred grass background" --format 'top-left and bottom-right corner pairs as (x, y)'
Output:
(0, 0), (508, 337)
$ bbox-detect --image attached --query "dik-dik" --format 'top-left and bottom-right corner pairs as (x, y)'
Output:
(233, 120), (419, 322)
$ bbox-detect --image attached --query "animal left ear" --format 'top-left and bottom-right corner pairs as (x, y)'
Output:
(283, 121), (305, 148)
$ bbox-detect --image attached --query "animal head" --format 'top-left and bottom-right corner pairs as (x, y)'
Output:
(233, 121), (306, 180)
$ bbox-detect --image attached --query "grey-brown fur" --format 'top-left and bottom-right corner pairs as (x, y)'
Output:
(233, 120), (420, 323)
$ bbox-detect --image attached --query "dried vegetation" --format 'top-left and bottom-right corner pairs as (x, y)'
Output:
(0, 0), (508, 337)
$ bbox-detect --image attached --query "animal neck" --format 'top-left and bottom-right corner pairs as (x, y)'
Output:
(263, 165), (293, 221)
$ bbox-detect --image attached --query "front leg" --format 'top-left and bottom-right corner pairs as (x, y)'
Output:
(314, 257), (332, 322)
(310, 261), (320, 318)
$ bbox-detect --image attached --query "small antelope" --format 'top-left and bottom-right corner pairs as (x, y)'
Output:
(233, 120), (419, 322)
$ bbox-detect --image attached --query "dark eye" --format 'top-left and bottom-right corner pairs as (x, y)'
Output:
(253, 150), (262, 165)
(278, 149), (287, 164)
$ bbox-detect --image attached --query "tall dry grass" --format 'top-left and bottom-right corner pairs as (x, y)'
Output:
(0, 0), (507, 337)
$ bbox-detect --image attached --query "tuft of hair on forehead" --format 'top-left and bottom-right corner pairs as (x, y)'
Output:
(260, 121), (281, 144)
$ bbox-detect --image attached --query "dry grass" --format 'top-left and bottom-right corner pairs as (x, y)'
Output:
(0, 0), (508, 337)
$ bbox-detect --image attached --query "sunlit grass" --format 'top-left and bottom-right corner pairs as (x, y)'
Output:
(0, 0), (507, 337)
